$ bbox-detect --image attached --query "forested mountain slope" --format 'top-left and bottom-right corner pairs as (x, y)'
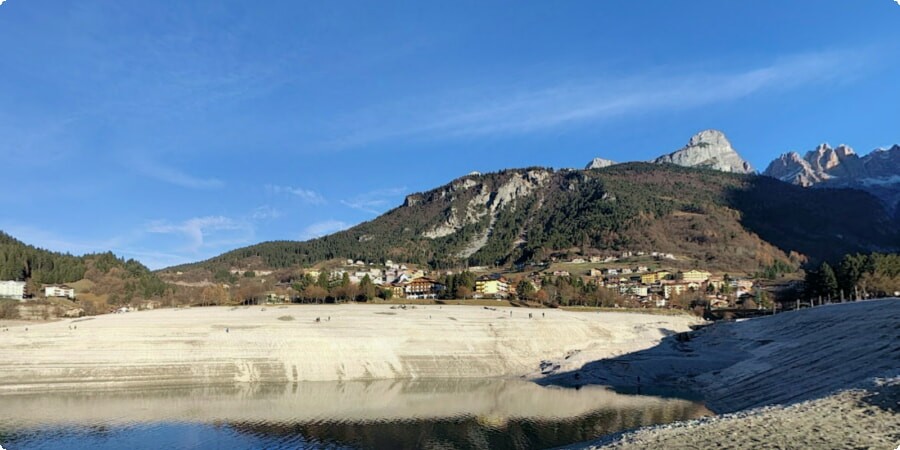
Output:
(171, 163), (900, 274)
(0, 232), (167, 301)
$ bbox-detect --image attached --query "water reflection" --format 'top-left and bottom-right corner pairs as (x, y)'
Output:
(0, 379), (710, 449)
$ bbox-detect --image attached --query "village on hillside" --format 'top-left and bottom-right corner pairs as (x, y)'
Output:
(160, 249), (770, 313)
(0, 247), (778, 321)
(10, 247), (895, 320)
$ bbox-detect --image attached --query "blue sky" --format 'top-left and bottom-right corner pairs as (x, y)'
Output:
(1, 1), (899, 269)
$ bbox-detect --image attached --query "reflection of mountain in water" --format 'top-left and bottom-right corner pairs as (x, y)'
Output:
(0, 379), (710, 449)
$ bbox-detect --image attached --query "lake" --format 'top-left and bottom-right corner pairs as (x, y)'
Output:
(0, 379), (710, 449)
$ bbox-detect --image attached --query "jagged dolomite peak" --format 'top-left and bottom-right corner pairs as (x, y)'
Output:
(764, 151), (823, 187)
(763, 143), (900, 211)
(585, 157), (617, 169)
(761, 143), (899, 185)
(653, 130), (754, 174)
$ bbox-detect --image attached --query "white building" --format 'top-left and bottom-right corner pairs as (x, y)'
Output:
(0, 281), (26, 300)
(44, 285), (75, 299)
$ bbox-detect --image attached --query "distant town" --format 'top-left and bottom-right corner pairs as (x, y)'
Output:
(165, 249), (767, 313)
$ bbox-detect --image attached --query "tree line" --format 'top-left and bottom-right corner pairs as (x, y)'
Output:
(804, 252), (900, 300)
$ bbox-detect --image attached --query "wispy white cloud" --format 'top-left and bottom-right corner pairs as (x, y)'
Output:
(326, 49), (870, 149)
(300, 220), (350, 240)
(265, 184), (326, 204)
(146, 216), (252, 252)
(133, 157), (224, 189)
(341, 186), (407, 214)
(250, 205), (283, 220)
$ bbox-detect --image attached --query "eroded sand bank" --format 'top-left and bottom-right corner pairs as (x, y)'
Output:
(0, 304), (700, 390)
(550, 299), (900, 449)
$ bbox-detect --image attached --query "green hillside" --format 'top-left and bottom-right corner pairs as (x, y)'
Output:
(0, 232), (86, 283)
(169, 163), (900, 274)
(0, 232), (167, 303)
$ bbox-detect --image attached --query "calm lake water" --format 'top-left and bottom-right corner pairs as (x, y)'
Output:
(0, 379), (709, 450)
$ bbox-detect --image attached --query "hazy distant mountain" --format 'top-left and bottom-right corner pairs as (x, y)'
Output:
(763, 143), (900, 212)
(652, 130), (754, 174)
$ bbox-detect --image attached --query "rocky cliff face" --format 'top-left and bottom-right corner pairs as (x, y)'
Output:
(763, 143), (900, 211)
(585, 157), (617, 170)
(652, 130), (754, 174)
(422, 169), (551, 257)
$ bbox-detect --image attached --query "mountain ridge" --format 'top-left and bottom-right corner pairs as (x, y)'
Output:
(166, 162), (900, 275)
(762, 142), (900, 212)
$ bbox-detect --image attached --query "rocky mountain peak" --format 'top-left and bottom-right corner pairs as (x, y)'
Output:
(652, 129), (754, 174)
(688, 129), (730, 148)
(584, 157), (617, 170)
(834, 144), (856, 157)
(763, 152), (819, 187)
(763, 141), (900, 212)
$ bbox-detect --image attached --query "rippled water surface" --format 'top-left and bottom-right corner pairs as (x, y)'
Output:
(0, 379), (710, 449)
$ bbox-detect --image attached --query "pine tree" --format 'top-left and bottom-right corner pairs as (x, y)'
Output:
(819, 262), (839, 300)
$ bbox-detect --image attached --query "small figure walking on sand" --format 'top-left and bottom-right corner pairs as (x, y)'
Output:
(542, 312), (545, 318)
(316, 317), (321, 323)
(226, 328), (229, 333)
(328, 316), (331, 321)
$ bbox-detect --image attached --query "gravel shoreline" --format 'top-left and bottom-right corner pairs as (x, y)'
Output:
(569, 378), (899, 450)
(553, 299), (900, 449)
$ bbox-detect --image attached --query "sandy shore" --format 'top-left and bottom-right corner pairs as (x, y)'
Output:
(544, 298), (900, 413)
(570, 378), (899, 450)
(0, 304), (700, 390)
(548, 299), (900, 449)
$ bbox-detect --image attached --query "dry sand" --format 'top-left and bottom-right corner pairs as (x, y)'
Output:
(569, 378), (899, 450)
(0, 304), (701, 391)
(549, 299), (900, 449)
(544, 298), (900, 413)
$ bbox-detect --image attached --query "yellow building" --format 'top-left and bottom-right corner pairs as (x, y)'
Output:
(641, 270), (671, 284)
(475, 276), (510, 298)
(678, 270), (711, 283)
